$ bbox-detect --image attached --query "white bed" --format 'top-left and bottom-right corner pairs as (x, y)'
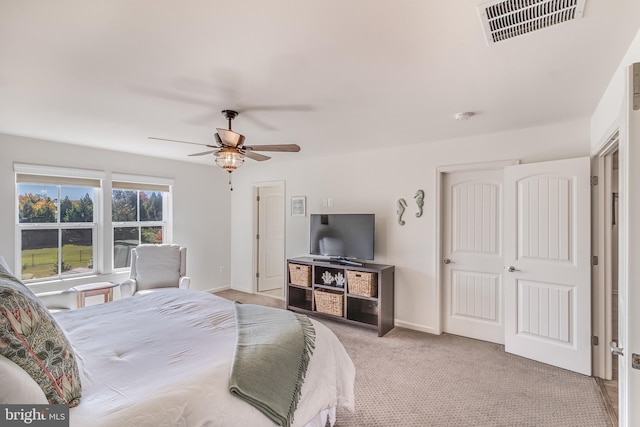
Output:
(52, 289), (355, 427)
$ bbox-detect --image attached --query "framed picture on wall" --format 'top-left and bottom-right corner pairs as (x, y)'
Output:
(291, 196), (306, 216)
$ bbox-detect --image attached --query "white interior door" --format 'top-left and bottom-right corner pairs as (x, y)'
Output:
(619, 61), (640, 427)
(257, 186), (284, 292)
(443, 169), (505, 344)
(504, 157), (591, 375)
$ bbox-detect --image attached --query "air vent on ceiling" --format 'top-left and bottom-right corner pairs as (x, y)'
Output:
(478, 0), (586, 45)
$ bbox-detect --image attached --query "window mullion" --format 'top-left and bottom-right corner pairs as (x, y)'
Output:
(57, 184), (62, 279)
(138, 221), (165, 227)
(17, 223), (61, 230)
(56, 185), (61, 224)
(57, 227), (62, 279)
(137, 190), (142, 243)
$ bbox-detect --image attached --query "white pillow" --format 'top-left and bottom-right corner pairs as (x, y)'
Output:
(134, 244), (181, 291)
(0, 354), (48, 404)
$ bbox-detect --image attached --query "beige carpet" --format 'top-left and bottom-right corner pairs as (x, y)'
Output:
(215, 289), (613, 427)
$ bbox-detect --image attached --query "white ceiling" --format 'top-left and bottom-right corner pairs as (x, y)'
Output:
(1, 1), (639, 166)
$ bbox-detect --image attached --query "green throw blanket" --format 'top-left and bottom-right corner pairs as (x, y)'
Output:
(230, 303), (316, 427)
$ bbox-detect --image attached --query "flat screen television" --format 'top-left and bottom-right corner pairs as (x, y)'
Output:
(309, 214), (375, 262)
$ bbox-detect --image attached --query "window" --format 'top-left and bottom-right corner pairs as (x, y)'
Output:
(111, 175), (172, 269)
(15, 165), (103, 281)
(14, 166), (173, 282)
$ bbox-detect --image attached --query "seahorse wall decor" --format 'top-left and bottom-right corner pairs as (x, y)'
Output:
(397, 198), (407, 226)
(414, 189), (425, 218)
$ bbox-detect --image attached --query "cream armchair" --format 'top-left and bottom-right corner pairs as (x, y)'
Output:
(120, 244), (190, 298)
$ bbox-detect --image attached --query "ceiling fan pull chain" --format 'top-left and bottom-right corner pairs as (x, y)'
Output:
(228, 171), (233, 191)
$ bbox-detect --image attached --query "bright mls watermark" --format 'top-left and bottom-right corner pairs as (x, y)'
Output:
(0, 405), (68, 426)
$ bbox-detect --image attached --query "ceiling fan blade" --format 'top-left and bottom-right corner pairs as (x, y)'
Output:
(188, 150), (218, 157)
(240, 112), (277, 131)
(186, 111), (220, 125)
(148, 136), (216, 148)
(243, 151), (271, 161)
(243, 144), (301, 152)
(236, 105), (314, 113)
(216, 128), (245, 147)
(134, 87), (214, 108)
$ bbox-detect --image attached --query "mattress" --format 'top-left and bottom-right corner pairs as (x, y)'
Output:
(53, 289), (355, 427)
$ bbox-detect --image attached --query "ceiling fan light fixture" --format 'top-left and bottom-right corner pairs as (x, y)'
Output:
(217, 128), (245, 148)
(215, 147), (245, 172)
(150, 109), (299, 177)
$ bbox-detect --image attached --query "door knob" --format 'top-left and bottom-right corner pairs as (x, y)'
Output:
(443, 258), (452, 264)
(507, 266), (518, 272)
(610, 341), (624, 357)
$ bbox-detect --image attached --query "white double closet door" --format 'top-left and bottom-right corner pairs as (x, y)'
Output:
(442, 157), (591, 375)
(443, 168), (505, 344)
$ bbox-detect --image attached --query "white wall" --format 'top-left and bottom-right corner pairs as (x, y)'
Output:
(0, 120), (591, 331)
(0, 133), (231, 294)
(229, 118), (591, 332)
(592, 28), (640, 150)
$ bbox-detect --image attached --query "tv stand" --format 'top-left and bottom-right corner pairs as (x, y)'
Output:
(286, 257), (395, 336)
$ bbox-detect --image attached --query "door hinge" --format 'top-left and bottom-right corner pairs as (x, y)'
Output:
(633, 353), (640, 369)
(256, 272), (260, 278)
(590, 176), (599, 186)
(256, 234), (260, 240)
(633, 62), (640, 111)
(256, 195), (260, 202)
(592, 336), (599, 346)
(592, 255), (598, 266)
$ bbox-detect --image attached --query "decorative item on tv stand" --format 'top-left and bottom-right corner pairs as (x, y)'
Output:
(321, 271), (334, 285)
(334, 272), (346, 288)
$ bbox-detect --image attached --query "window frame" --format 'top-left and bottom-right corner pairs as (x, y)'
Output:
(14, 164), (105, 283)
(111, 173), (174, 271)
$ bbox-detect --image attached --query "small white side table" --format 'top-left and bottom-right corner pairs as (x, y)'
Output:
(70, 282), (119, 308)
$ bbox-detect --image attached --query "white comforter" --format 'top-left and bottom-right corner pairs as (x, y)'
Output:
(54, 289), (355, 427)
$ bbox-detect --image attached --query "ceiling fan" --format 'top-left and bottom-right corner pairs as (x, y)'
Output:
(149, 109), (300, 173)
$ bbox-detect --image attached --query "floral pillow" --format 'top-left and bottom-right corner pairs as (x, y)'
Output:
(0, 263), (81, 406)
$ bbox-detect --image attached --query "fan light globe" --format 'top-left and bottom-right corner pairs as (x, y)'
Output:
(215, 147), (245, 172)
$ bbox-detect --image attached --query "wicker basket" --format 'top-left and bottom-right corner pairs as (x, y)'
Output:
(314, 288), (344, 317)
(289, 263), (311, 287)
(347, 270), (377, 297)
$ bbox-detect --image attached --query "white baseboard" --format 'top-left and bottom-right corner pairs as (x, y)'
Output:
(203, 291), (439, 334)
(204, 285), (230, 294)
(394, 319), (439, 335)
